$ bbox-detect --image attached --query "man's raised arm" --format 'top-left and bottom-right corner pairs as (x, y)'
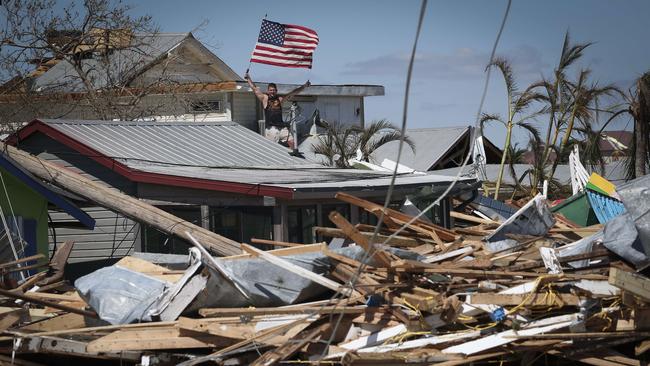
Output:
(245, 72), (265, 102)
(283, 80), (311, 102)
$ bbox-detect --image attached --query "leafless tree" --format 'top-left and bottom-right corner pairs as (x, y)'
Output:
(0, 0), (199, 131)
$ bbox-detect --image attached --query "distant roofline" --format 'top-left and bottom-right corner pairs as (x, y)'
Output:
(7, 119), (296, 199)
(234, 81), (384, 97)
(37, 119), (240, 127)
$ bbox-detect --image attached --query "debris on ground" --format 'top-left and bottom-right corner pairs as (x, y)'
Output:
(0, 176), (648, 366)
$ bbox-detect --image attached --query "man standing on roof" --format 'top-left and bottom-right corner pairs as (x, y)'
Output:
(245, 72), (310, 147)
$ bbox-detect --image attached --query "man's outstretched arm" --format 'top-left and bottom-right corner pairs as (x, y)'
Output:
(245, 72), (266, 102)
(283, 80), (311, 102)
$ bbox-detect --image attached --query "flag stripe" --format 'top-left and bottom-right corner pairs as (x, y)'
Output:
(254, 45), (313, 56)
(284, 31), (318, 41)
(251, 54), (313, 64)
(255, 43), (316, 52)
(283, 41), (317, 48)
(252, 51), (312, 62)
(285, 24), (318, 37)
(284, 37), (319, 45)
(251, 58), (313, 69)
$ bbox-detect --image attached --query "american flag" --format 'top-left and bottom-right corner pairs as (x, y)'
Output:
(250, 19), (319, 69)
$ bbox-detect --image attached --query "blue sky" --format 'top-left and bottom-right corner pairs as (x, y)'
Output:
(129, 0), (649, 146)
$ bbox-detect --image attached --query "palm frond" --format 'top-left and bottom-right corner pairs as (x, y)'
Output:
(487, 57), (518, 95)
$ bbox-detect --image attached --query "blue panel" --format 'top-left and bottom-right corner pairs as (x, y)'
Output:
(586, 189), (626, 224)
(0, 153), (95, 229)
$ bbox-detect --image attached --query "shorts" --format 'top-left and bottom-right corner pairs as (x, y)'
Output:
(265, 126), (293, 147)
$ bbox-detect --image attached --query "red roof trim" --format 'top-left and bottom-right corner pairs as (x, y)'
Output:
(7, 120), (294, 199)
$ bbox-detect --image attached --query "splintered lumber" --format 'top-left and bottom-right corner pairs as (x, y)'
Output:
(241, 243), (362, 298)
(115, 256), (183, 282)
(450, 210), (497, 225)
(180, 315), (315, 366)
(199, 305), (368, 318)
(314, 226), (425, 247)
(251, 238), (305, 247)
(3, 143), (240, 256)
(335, 192), (457, 241)
(328, 211), (393, 267)
(250, 322), (330, 366)
(609, 267), (650, 301)
(86, 326), (232, 352)
(0, 287), (97, 318)
(0, 254), (45, 270)
(467, 292), (581, 306)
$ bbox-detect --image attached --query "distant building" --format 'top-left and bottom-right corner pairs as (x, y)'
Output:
(0, 31), (383, 132)
(599, 131), (633, 162)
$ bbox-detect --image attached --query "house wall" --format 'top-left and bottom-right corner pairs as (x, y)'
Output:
(0, 167), (49, 263)
(315, 96), (363, 127)
(16, 134), (140, 264)
(231, 92), (259, 130)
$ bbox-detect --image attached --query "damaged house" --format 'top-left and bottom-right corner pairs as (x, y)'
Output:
(7, 119), (473, 266)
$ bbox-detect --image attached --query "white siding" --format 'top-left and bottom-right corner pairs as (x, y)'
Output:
(314, 96), (362, 127)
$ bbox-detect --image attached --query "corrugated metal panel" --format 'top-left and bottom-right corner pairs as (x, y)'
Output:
(40, 119), (310, 168)
(371, 127), (469, 171)
(586, 190), (626, 224)
(49, 207), (139, 264)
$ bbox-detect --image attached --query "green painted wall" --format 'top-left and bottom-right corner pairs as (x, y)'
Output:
(0, 168), (49, 261)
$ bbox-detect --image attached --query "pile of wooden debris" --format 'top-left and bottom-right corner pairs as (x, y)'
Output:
(0, 185), (648, 366)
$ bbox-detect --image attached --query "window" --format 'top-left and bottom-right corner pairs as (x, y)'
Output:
(190, 100), (221, 113)
(143, 206), (199, 254)
(210, 207), (273, 244)
(288, 206), (316, 244)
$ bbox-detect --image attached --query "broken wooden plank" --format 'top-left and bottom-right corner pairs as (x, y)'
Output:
(328, 211), (393, 268)
(0, 287), (97, 318)
(609, 267), (650, 301)
(86, 326), (232, 352)
(199, 305), (368, 318)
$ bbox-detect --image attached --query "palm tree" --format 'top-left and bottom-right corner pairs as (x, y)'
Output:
(529, 32), (620, 193)
(356, 119), (416, 162)
(481, 57), (543, 199)
(311, 122), (359, 168)
(547, 69), (619, 181)
(312, 120), (415, 168)
(530, 32), (592, 194)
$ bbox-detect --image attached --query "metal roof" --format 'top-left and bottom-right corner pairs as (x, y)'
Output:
(370, 127), (470, 171)
(126, 162), (464, 198)
(37, 119), (313, 168)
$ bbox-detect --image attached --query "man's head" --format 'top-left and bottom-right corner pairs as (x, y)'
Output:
(267, 83), (278, 97)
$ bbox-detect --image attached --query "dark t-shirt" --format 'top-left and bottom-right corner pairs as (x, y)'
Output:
(265, 95), (285, 127)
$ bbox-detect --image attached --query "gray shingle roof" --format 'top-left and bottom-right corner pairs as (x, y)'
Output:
(38, 119), (313, 168)
(33, 33), (192, 92)
(370, 127), (470, 171)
